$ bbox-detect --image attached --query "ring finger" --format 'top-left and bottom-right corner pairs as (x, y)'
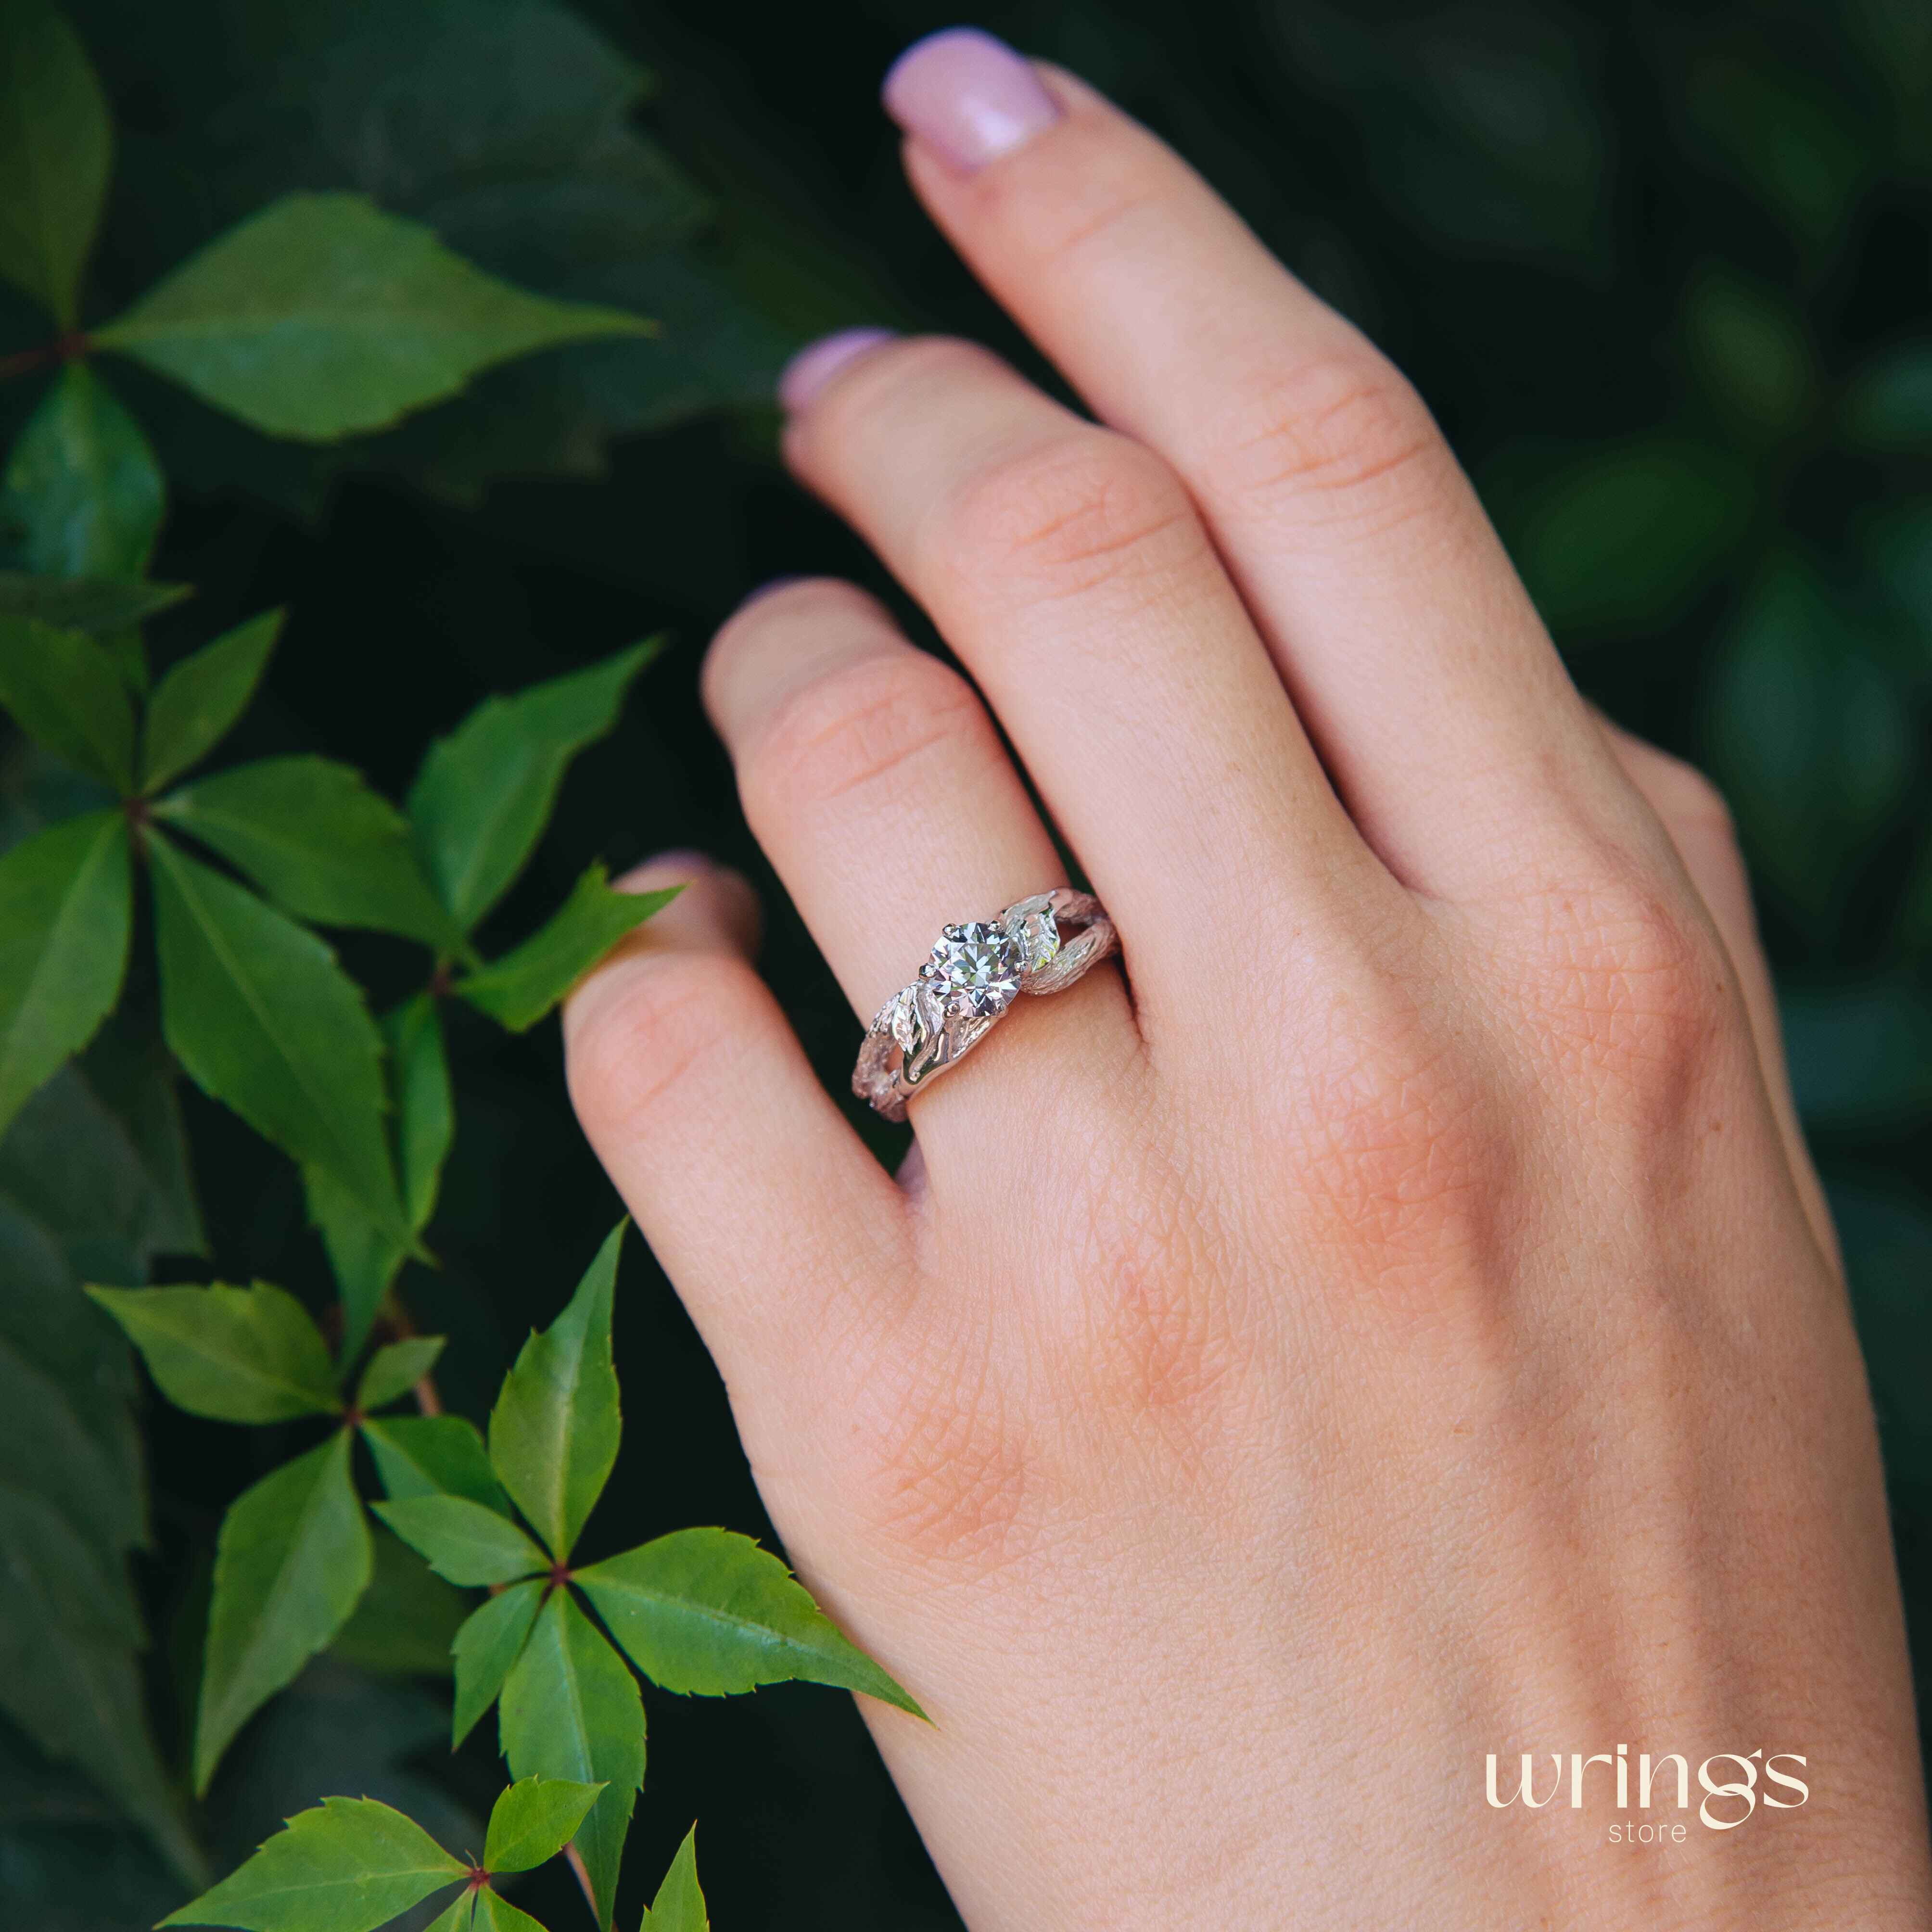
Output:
(702, 577), (1139, 1160)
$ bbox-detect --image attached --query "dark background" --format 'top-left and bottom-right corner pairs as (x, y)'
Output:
(5, 1), (1932, 1925)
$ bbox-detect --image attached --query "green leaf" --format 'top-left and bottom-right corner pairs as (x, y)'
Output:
(1840, 342), (1932, 452)
(1705, 560), (1914, 912)
(421, 1897), (478, 1932)
(639, 1829), (708, 1932)
(372, 1495), (547, 1588)
(458, 869), (677, 1032)
(94, 191), (652, 443)
(148, 832), (409, 1241)
(499, 1591), (645, 1932)
(0, 1014), (205, 1886)
(450, 1579), (543, 1751)
(0, 1486), (203, 1888)
(0, 615), (137, 788)
(0, 809), (130, 1136)
(85, 1281), (340, 1424)
(355, 1337), (444, 1414)
(577, 1528), (923, 1716)
(1680, 266), (1814, 439)
(0, 0), (111, 326)
(408, 642), (660, 931)
(305, 995), (453, 1361)
(361, 1415), (508, 1513)
(1781, 981), (1932, 1130)
(195, 1432), (374, 1795)
(1685, 55), (1870, 248)
(0, 571), (188, 633)
(483, 1774), (605, 1875)
(155, 756), (467, 949)
(487, 1223), (623, 1561)
(474, 1890), (547, 1932)
(160, 1792), (467, 1931)
(328, 1525), (467, 1681)
(0, 363), (165, 580)
(140, 610), (283, 794)
(388, 994), (453, 1234)
(1487, 436), (1755, 636)
(305, 1164), (407, 1373)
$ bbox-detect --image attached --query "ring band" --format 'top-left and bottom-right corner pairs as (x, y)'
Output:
(852, 889), (1118, 1120)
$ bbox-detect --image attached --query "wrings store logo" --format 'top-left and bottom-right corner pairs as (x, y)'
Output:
(1486, 1747), (1809, 1838)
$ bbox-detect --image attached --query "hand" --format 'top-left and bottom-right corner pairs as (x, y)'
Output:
(565, 30), (1931, 1928)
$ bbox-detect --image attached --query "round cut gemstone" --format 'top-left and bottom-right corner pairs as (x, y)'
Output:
(923, 920), (1021, 1017)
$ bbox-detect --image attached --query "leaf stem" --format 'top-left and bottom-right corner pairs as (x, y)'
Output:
(0, 331), (89, 381)
(564, 1843), (595, 1917)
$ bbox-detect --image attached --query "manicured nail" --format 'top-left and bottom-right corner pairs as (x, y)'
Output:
(882, 28), (1061, 173)
(776, 328), (897, 413)
(737, 575), (807, 611)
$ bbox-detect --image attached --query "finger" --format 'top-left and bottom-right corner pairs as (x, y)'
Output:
(881, 33), (1636, 898)
(776, 333), (1396, 1027)
(563, 852), (910, 1374)
(701, 577), (1141, 1153)
(1594, 720), (1839, 1274)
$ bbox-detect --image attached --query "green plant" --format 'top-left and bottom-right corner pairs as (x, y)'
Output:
(0, 2), (901, 1924)
(95, 1229), (913, 1930)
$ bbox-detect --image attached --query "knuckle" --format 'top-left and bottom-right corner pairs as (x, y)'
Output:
(1280, 985), (1500, 1302)
(843, 1326), (1039, 1578)
(930, 429), (1201, 602)
(741, 649), (985, 823)
(1644, 751), (1740, 850)
(1072, 1145), (1255, 1432)
(1507, 851), (1738, 1108)
(1207, 347), (1446, 525)
(566, 952), (763, 1145)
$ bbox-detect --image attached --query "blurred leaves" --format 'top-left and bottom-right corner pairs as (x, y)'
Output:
(1706, 561), (1916, 915)
(1271, 0), (1611, 262)
(1681, 267), (1816, 440)
(0, 0), (111, 326)
(1489, 436), (1755, 635)
(0, 616), (136, 790)
(1840, 341), (1932, 450)
(0, 364), (164, 581)
(0, 810), (130, 1134)
(139, 609), (282, 796)
(1684, 52), (1871, 248)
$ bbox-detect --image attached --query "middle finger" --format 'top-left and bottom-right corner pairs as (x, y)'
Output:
(780, 332), (1395, 1027)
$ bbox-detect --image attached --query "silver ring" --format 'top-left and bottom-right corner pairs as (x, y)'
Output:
(852, 889), (1118, 1121)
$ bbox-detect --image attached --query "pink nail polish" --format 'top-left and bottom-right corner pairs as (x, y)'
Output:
(883, 27), (1062, 173)
(776, 327), (897, 413)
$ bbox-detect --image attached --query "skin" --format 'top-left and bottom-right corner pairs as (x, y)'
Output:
(562, 58), (1932, 1931)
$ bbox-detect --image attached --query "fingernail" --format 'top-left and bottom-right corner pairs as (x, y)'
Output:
(737, 575), (807, 611)
(776, 327), (897, 412)
(615, 850), (712, 891)
(882, 28), (1061, 173)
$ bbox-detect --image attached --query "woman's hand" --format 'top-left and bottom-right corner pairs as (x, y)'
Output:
(564, 31), (1931, 1928)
